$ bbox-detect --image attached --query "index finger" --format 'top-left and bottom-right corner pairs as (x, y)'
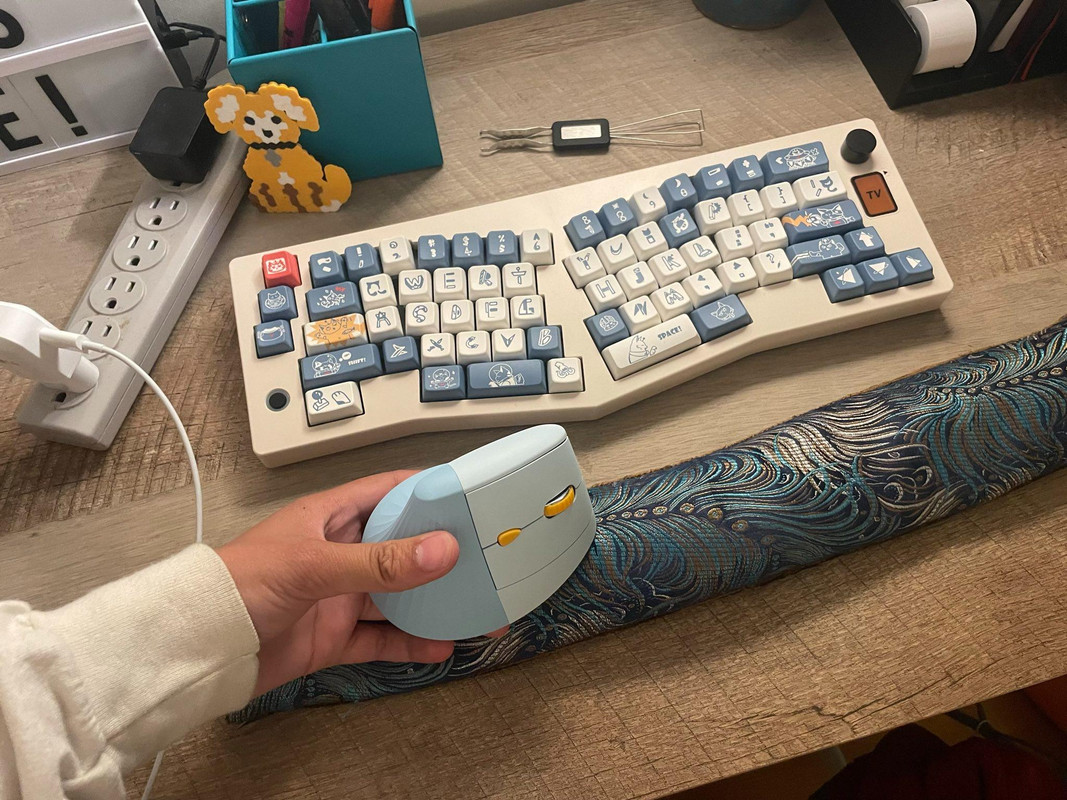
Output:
(314, 469), (419, 542)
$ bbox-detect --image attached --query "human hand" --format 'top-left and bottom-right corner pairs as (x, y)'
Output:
(217, 471), (466, 696)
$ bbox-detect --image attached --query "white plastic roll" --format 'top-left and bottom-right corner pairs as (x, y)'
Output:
(906, 0), (978, 74)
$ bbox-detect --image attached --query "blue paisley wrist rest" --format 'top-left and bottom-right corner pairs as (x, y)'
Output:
(235, 317), (1067, 722)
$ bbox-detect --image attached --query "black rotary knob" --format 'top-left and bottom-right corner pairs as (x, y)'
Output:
(841, 129), (877, 164)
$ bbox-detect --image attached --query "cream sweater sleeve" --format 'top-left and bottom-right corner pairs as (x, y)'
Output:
(0, 544), (260, 800)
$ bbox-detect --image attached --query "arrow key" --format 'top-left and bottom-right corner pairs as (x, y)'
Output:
(857, 257), (900, 294)
(821, 264), (866, 303)
(890, 248), (935, 285)
(845, 226), (885, 262)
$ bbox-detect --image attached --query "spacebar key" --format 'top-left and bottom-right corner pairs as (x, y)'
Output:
(602, 316), (700, 379)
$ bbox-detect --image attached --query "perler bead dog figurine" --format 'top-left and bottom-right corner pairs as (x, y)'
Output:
(205, 82), (351, 213)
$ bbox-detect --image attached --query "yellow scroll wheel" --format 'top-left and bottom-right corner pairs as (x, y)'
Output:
(544, 485), (576, 518)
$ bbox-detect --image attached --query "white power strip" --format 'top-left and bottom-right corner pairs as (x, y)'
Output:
(17, 135), (248, 448)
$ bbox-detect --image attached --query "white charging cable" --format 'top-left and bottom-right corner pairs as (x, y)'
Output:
(40, 329), (200, 800)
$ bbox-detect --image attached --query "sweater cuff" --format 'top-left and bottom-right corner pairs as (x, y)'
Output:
(38, 544), (260, 768)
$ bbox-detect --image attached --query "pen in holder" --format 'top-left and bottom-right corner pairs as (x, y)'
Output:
(225, 0), (442, 180)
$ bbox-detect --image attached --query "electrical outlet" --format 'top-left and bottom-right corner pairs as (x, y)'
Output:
(17, 135), (248, 448)
(111, 229), (167, 271)
(72, 316), (122, 360)
(89, 274), (146, 315)
(134, 193), (188, 230)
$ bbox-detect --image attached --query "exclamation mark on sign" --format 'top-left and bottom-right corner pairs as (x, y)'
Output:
(34, 74), (87, 137)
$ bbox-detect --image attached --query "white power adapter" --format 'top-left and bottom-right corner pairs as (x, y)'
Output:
(0, 302), (99, 393)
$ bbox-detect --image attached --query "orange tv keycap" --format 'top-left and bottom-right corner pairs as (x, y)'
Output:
(852, 173), (897, 216)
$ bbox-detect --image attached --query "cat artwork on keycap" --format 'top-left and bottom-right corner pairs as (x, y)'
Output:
(628, 334), (658, 364)
(488, 363), (526, 388)
(782, 145), (822, 170)
(428, 368), (459, 390)
(312, 353), (341, 378)
(263, 289), (287, 310)
(709, 301), (737, 322)
(782, 203), (857, 230)
(790, 237), (848, 264)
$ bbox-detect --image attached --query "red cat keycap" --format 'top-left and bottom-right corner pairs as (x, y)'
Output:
(261, 250), (301, 288)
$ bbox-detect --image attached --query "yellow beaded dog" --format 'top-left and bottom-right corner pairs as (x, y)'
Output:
(206, 82), (351, 213)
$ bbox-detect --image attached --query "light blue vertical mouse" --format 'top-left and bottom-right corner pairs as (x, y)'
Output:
(362, 425), (596, 640)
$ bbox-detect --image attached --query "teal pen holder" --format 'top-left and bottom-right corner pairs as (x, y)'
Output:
(225, 0), (442, 180)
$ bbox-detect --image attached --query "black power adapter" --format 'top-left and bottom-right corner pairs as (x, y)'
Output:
(129, 86), (222, 184)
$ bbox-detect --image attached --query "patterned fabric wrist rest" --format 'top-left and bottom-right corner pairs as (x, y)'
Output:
(235, 317), (1067, 722)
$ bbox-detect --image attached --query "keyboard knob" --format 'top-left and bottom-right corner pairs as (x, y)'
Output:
(841, 129), (877, 164)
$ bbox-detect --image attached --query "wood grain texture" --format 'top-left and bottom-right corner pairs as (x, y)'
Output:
(0, 0), (1064, 797)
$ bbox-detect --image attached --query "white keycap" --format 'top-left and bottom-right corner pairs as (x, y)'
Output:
(596, 234), (638, 273)
(547, 357), (584, 393)
(303, 313), (368, 355)
(726, 190), (765, 225)
(440, 299), (474, 333)
(760, 182), (799, 215)
(682, 269), (725, 307)
(648, 249), (690, 285)
(420, 332), (455, 365)
(715, 258), (759, 295)
(618, 295), (661, 333)
(617, 261), (659, 299)
(510, 294), (545, 328)
(305, 381), (363, 425)
(752, 249), (792, 285)
(433, 267), (467, 302)
(680, 236), (722, 271)
(602, 315), (700, 379)
(794, 171), (847, 208)
(651, 283), (694, 320)
(630, 187), (668, 223)
(475, 296), (510, 331)
(404, 301), (439, 337)
(502, 262), (537, 297)
(366, 305), (403, 343)
(520, 229), (553, 266)
(456, 330), (491, 365)
(749, 218), (787, 252)
(627, 222), (669, 261)
(694, 197), (734, 236)
(585, 274), (625, 312)
(492, 328), (527, 360)
(397, 269), (433, 305)
(468, 265), (501, 300)
(714, 226), (756, 260)
(358, 274), (397, 310)
(379, 237), (415, 275)
(563, 248), (606, 288)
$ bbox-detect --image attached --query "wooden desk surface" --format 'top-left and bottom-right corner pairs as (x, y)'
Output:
(1, 1), (1066, 797)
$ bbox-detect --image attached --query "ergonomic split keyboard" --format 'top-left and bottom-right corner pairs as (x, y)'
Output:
(229, 119), (953, 466)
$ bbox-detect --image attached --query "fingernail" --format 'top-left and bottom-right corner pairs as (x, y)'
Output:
(415, 531), (455, 573)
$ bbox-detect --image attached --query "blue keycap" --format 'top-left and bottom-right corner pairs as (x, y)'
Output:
(890, 248), (935, 285)
(308, 250), (346, 288)
(857, 257), (900, 294)
(451, 232), (484, 268)
(421, 365), (466, 401)
(690, 295), (751, 342)
(382, 336), (420, 373)
(343, 244), (381, 282)
(760, 141), (829, 182)
(693, 163), (732, 200)
(660, 208), (699, 249)
(300, 344), (382, 389)
(258, 285), (297, 322)
(253, 320), (294, 358)
(598, 198), (637, 238)
(782, 199), (864, 244)
(468, 360), (547, 398)
(727, 155), (764, 191)
(585, 310), (629, 349)
(845, 227), (885, 262)
(306, 281), (361, 321)
(660, 173), (699, 212)
(821, 264), (866, 303)
(786, 235), (851, 277)
(485, 230), (519, 266)
(527, 326), (564, 361)
(417, 235), (450, 270)
(565, 211), (606, 250)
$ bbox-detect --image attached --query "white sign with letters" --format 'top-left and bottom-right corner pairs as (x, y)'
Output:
(0, 0), (178, 174)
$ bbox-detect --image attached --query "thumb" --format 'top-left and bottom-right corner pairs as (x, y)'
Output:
(305, 531), (459, 598)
